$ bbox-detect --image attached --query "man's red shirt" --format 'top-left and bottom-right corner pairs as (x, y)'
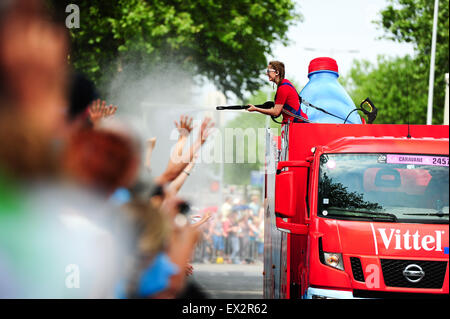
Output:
(274, 79), (301, 124)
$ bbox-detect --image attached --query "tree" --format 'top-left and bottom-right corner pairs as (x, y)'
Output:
(379, 0), (448, 69)
(379, 0), (449, 124)
(53, 0), (300, 99)
(344, 0), (448, 124)
(342, 55), (427, 124)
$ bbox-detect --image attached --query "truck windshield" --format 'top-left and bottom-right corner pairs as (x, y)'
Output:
(318, 154), (449, 224)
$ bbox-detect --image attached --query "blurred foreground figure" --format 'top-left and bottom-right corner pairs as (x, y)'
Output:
(0, 0), (129, 298)
(0, 0), (204, 299)
(0, 0), (69, 137)
(0, 117), (132, 298)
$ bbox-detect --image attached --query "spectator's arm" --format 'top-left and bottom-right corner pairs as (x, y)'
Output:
(173, 115), (193, 158)
(155, 116), (213, 185)
(167, 156), (197, 194)
(144, 137), (157, 171)
(190, 211), (212, 229)
(165, 223), (200, 297)
(187, 116), (214, 162)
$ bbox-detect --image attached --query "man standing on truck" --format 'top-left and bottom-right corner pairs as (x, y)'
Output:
(247, 60), (308, 124)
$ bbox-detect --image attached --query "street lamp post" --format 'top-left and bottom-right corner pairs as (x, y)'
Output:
(426, 0), (439, 125)
(444, 73), (449, 125)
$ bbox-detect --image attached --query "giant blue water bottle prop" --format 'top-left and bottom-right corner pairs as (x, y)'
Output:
(300, 57), (362, 124)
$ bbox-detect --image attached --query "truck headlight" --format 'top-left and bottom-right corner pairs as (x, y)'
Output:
(323, 252), (344, 271)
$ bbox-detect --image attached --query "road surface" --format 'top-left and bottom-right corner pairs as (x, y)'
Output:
(189, 262), (263, 299)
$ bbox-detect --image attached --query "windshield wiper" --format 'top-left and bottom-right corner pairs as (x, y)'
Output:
(404, 212), (449, 217)
(325, 208), (397, 222)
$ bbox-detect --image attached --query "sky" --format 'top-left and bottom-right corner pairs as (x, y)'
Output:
(272, 0), (416, 87)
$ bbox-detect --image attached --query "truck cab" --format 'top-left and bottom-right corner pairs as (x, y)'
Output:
(263, 123), (449, 298)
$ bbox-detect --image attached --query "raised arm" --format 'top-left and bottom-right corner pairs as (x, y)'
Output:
(190, 210), (212, 229)
(167, 156), (197, 194)
(155, 116), (213, 185)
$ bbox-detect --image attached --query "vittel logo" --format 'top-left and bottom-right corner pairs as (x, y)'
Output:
(378, 229), (446, 252)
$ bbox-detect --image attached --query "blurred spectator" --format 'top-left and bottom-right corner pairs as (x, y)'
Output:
(190, 195), (267, 265)
(209, 212), (225, 263)
(0, 0), (69, 137)
(238, 211), (250, 263)
(228, 211), (240, 264)
(256, 216), (264, 262)
(248, 216), (259, 263)
(194, 220), (213, 264)
(0, 0), (222, 300)
(249, 194), (261, 217)
(61, 128), (140, 196)
(221, 212), (231, 263)
(116, 199), (185, 299)
(220, 196), (232, 218)
(0, 0), (122, 299)
(191, 206), (217, 264)
(67, 72), (99, 122)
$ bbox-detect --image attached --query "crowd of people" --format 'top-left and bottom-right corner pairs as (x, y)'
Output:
(0, 0), (225, 299)
(192, 196), (264, 265)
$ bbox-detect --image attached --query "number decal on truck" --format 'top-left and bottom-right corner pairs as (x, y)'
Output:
(386, 154), (449, 167)
(432, 157), (449, 166)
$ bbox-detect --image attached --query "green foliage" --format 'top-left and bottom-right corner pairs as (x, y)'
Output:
(345, 0), (448, 124)
(64, 0), (301, 98)
(379, 0), (449, 124)
(342, 55), (427, 124)
(379, 0), (449, 66)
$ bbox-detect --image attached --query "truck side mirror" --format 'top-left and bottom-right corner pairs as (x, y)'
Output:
(274, 160), (310, 235)
(275, 170), (297, 218)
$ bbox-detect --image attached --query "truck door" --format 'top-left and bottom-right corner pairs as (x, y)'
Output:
(263, 128), (282, 298)
(263, 126), (310, 299)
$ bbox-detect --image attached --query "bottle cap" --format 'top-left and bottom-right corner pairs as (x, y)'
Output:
(308, 57), (339, 76)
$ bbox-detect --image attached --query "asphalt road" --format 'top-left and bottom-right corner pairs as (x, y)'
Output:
(189, 262), (264, 299)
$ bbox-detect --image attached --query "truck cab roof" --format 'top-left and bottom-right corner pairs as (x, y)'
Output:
(322, 136), (449, 155)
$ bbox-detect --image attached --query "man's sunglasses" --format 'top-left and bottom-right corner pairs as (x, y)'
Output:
(265, 68), (276, 74)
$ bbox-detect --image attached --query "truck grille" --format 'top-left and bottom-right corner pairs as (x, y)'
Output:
(350, 257), (365, 282)
(380, 259), (447, 289)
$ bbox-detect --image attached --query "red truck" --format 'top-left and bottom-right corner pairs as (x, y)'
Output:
(263, 123), (449, 298)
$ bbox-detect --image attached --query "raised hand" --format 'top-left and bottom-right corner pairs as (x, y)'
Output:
(198, 116), (215, 144)
(174, 115), (194, 138)
(88, 99), (118, 127)
(185, 263), (194, 276)
(105, 104), (118, 117)
(87, 99), (103, 124)
(156, 116), (214, 185)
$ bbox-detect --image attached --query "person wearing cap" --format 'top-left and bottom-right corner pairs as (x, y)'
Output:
(247, 60), (308, 124)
